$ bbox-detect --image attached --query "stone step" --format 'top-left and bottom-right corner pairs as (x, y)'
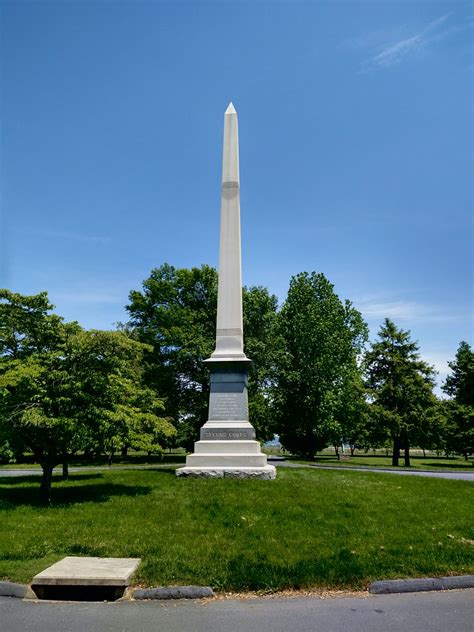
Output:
(193, 440), (262, 454)
(185, 453), (268, 468)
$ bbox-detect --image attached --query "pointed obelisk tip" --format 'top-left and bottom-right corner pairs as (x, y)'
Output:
(225, 102), (236, 114)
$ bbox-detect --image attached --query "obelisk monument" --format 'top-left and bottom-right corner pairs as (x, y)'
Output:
(176, 103), (276, 479)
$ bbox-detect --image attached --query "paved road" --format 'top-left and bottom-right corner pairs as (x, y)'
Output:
(1, 590), (473, 632)
(0, 462), (473, 481)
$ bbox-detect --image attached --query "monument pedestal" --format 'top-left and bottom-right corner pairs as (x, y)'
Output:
(176, 359), (276, 479)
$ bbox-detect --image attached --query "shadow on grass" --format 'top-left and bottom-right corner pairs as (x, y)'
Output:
(423, 461), (473, 470)
(0, 473), (103, 486)
(222, 549), (366, 591)
(58, 453), (187, 468)
(0, 478), (152, 508)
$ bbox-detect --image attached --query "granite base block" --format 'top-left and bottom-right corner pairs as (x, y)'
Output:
(176, 465), (276, 480)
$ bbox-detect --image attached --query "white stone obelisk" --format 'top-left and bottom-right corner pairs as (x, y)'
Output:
(211, 103), (248, 361)
(176, 103), (276, 479)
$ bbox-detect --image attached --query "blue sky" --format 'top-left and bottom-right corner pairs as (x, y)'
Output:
(1, 1), (472, 390)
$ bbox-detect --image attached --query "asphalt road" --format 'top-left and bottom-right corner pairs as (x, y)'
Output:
(1, 590), (473, 632)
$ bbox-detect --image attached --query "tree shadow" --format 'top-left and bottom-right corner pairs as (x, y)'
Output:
(0, 476), (152, 508)
(423, 462), (473, 470)
(59, 452), (187, 467)
(0, 473), (103, 486)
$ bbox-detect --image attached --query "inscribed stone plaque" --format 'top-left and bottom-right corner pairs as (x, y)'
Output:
(208, 367), (249, 421)
(208, 391), (248, 421)
(200, 427), (256, 440)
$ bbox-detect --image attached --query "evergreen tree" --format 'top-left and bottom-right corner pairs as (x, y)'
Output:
(364, 319), (437, 466)
(442, 341), (474, 460)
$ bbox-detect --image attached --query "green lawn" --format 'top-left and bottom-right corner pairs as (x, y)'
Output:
(0, 451), (187, 469)
(0, 467), (472, 591)
(286, 454), (473, 471)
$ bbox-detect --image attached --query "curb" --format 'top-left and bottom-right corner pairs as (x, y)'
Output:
(3, 577), (473, 601)
(0, 581), (29, 599)
(369, 575), (474, 594)
(133, 586), (214, 600)
(0, 580), (214, 601)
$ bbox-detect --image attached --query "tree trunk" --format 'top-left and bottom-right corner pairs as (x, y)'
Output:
(107, 450), (114, 466)
(404, 441), (410, 467)
(334, 445), (340, 460)
(83, 448), (95, 462)
(350, 445), (355, 457)
(392, 438), (401, 467)
(40, 464), (54, 504)
(121, 446), (128, 457)
(464, 452), (469, 461)
(62, 450), (69, 480)
(423, 448), (426, 458)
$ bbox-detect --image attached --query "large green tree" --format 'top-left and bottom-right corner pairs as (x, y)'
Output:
(271, 272), (368, 458)
(125, 263), (278, 448)
(364, 319), (438, 466)
(442, 341), (474, 460)
(0, 290), (175, 502)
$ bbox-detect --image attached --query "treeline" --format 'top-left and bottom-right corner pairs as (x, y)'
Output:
(1, 265), (472, 499)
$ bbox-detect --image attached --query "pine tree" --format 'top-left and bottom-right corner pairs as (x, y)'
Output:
(442, 341), (474, 460)
(365, 319), (437, 466)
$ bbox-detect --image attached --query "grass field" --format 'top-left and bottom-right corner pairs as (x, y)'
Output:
(1, 467), (472, 591)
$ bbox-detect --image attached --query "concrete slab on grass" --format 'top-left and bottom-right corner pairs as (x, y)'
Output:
(32, 557), (141, 587)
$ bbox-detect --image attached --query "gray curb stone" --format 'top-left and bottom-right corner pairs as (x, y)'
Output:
(369, 575), (474, 594)
(133, 586), (214, 600)
(0, 581), (29, 598)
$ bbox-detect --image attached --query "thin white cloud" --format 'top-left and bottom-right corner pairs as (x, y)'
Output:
(354, 297), (469, 325)
(421, 351), (452, 376)
(356, 14), (472, 73)
(31, 228), (111, 245)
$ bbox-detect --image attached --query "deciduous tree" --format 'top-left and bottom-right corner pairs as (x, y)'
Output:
(0, 291), (174, 502)
(125, 264), (278, 448)
(272, 272), (368, 458)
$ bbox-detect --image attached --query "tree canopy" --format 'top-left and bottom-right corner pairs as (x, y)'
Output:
(271, 272), (368, 458)
(0, 290), (175, 502)
(125, 263), (278, 447)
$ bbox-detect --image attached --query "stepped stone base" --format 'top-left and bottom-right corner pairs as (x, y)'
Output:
(176, 465), (276, 479)
(177, 361), (277, 481)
